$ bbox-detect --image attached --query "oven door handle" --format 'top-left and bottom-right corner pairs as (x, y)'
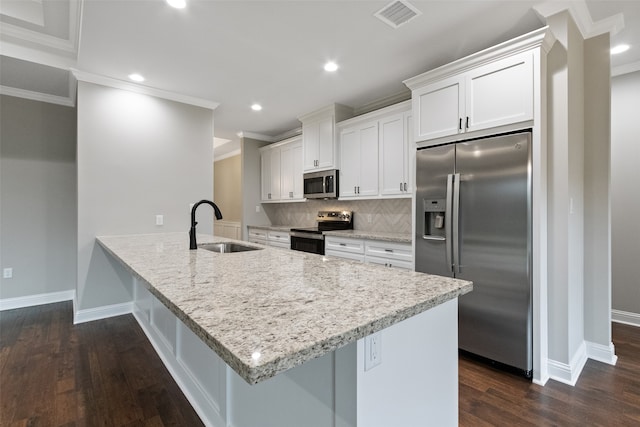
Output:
(290, 231), (325, 241)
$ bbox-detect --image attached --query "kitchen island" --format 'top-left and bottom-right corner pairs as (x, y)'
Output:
(97, 232), (472, 427)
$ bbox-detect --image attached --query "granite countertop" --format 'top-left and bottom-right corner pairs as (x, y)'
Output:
(96, 232), (472, 385)
(323, 229), (412, 243)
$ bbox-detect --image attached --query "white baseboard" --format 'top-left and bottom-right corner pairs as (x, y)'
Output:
(586, 341), (618, 366)
(74, 301), (133, 324)
(0, 290), (75, 311)
(612, 309), (640, 327)
(547, 341), (587, 386)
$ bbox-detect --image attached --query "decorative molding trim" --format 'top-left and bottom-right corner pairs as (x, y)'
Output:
(586, 341), (618, 366)
(132, 310), (225, 427)
(72, 69), (220, 110)
(273, 127), (302, 142)
(612, 309), (640, 327)
(0, 85), (75, 107)
(612, 61), (640, 77)
(533, 0), (624, 39)
(238, 131), (277, 142)
(338, 99), (411, 128)
(0, 290), (75, 311)
(73, 301), (133, 324)
(352, 90), (411, 116)
(404, 27), (553, 89)
(0, 21), (77, 54)
(547, 341), (587, 386)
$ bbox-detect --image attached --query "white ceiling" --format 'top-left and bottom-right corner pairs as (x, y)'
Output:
(1, 1), (639, 156)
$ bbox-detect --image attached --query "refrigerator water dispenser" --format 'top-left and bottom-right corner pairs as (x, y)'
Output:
(423, 199), (446, 239)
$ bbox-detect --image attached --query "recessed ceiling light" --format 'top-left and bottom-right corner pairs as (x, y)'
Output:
(251, 103), (262, 111)
(324, 61), (339, 72)
(611, 44), (630, 55)
(166, 0), (186, 9)
(128, 73), (145, 82)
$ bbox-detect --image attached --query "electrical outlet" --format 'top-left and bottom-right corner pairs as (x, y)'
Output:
(364, 332), (382, 371)
(3, 268), (13, 279)
(367, 214), (372, 224)
(255, 205), (261, 213)
(156, 215), (164, 226)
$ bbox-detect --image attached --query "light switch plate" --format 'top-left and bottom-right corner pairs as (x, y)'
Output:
(3, 268), (13, 279)
(156, 215), (164, 226)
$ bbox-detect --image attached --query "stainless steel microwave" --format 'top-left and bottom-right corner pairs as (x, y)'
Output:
(303, 169), (339, 199)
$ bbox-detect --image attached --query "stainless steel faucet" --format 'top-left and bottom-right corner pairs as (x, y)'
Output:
(189, 200), (223, 249)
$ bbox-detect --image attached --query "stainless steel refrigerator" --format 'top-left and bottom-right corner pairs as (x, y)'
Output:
(415, 131), (532, 377)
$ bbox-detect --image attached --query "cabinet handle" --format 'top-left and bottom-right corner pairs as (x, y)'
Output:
(268, 193), (271, 199)
(339, 243), (346, 246)
(459, 118), (462, 131)
(400, 183), (403, 191)
(466, 116), (469, 129)
(404, 182), (407, 191)
(357, 186), (360, 194)
(385, 249), (393, 253)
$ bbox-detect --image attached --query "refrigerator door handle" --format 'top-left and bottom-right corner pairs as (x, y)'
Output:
(445, 174), (454, 273)
(452, 173), (461, 274)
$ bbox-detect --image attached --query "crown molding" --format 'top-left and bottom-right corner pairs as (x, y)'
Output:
(612, 60), (640, 77)
(273, 127), (302, 142)
(533, 0), (624, 40)
(237, 131), (277, 142)
(214, 149), (241, 162)
(0, 85), (75, 107)
(404, 27), (553, 90)
(72, 69), (220, 110)
(352, 89), (411, 116)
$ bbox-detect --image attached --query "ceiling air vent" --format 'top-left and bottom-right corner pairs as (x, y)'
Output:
(374, 0), (422, 29)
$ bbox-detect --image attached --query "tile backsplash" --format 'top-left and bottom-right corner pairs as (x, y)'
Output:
(262, 198), (412, 233)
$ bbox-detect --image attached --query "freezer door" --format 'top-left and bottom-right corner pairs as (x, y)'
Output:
(415, 144), (455, 277)
(455, 132), (532, 373)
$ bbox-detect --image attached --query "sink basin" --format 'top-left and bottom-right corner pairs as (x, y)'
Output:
(199, 242), (263, 253)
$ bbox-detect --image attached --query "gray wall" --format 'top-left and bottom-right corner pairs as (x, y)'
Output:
(583, 33), (612, 345)
(611, 70), (640, 318)
(0, 95), (77, 300)
(76, 82), (214, 311)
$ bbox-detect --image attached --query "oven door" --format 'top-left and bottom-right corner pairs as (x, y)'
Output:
(290, 232), (325, 255)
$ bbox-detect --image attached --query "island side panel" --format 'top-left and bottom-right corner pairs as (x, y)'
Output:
(356, 298), (458, 427)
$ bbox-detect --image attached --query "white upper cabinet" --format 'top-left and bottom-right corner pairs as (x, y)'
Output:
(280, 139), (303, 200)
(465, 52), (533, 132)
(404, 29), (545, 146)
(299, 104), (353, 172)
(339, 121), (379, 198)
(413, 76), (464, 141)
(260, 136), (303, 203)
(379, 112), (412, 196)
(337, 101), (411, 200)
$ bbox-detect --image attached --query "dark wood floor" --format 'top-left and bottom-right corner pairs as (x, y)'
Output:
(0, 301), (204, 427)
(1, 302), (639, 426)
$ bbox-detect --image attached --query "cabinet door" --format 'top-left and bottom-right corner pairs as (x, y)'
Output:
(413, 75), (464, 142)
(291, 141), (304, 199)
(379, 113), (406, 196)
(280, 143), (294, 200)
(358, 121), (379, 197)
(317, 116), (335, 170)
(269, 147), (281, 200)
(303, 121), (320, 171)
(404, 113), (414, 194)
(260, 150), (272, 201)
(339, 127), (360, 198)
(465, 51), (533, 132)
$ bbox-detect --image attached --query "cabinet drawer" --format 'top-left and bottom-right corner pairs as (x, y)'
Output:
(365, 255), (413, 270)
(325, 236), (365, 254)
(325, 250), (365, 263)
(268, 231), (290, 244)
(365, 240), (412, 263)
(248, 228), (268, 240)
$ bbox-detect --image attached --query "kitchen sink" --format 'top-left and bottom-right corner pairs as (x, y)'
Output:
(199, 242), (263, 253)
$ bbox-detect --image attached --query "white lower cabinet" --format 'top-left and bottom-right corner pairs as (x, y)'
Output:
(267, 230), (290, 249)
(325, 236), (413, 270)
(248, 228), (268, 245)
